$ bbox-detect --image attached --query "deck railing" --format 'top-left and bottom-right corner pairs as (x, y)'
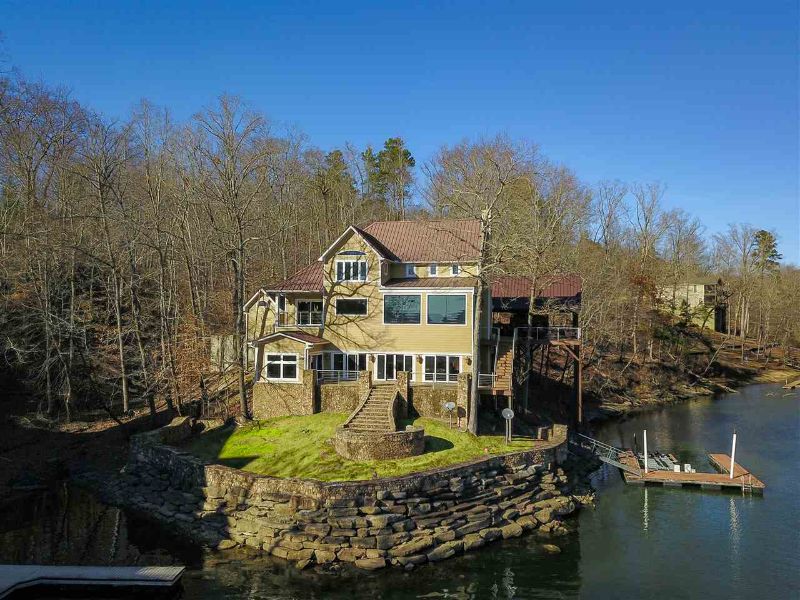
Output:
(513, 326), (581, 341)
(477, 373), (497, 388)
(317, 370), (359, 383)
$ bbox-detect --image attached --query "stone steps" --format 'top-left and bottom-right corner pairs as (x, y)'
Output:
(343, 386), (397, 432)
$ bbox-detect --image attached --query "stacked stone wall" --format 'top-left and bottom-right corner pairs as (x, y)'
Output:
(107, 417), (580, 571)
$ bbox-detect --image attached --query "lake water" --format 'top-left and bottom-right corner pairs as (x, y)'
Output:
(1, 383), (798, 599)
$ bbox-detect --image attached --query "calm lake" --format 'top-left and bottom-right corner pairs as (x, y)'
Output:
(1, 383), (798, 599)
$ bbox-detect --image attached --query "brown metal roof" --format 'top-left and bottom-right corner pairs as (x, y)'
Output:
(251, 331), (329, 346)
(361, 219), (482, 262)
(491, 274), (582, 299)
(383, 277), (479, 289)
(264, 262), (323, 292)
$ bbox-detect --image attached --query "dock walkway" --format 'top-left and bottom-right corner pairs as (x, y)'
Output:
(0, 565), (185, 598)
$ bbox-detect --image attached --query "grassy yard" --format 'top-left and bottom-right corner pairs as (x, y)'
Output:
(182, 413), (537, 481)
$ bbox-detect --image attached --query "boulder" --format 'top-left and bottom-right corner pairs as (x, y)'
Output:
(426, 540), (464, 562)
(355, 557), (387, 570)
(500, 522), (523, 539)
(541, 543), (561, 554)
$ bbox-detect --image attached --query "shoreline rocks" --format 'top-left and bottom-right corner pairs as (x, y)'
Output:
(82, 417), (593, 571)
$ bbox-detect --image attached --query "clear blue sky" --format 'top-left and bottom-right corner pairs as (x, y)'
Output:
(2, 0), (798, 263)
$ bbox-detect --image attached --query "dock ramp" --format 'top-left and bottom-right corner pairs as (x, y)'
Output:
(569, 433), (642, 476)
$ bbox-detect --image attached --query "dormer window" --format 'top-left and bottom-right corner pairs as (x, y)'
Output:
(404, 263), (416, 278)
(429, 264), (438, 276)
(451, 264), (460, 276)
(336, 259), (367, 282)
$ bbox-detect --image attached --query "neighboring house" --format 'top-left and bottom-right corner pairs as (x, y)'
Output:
(243, 219), (583, 424)
(657, 278), (727, 332)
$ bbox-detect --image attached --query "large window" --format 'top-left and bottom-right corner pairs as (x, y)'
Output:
(336, 260), (368, 282)
(427, 294), (466, 324)
(322, 352), (367, 372)
(424, 355), (461, 382)
(336, 298), (368, 316)
(263, 353), (298, 381)
(376, 354), (414, 380)
(296, 300), (323, 325)
(384, 295), (421, 324)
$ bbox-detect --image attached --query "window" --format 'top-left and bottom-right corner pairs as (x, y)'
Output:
(451, 264), (460, 276)
(376, 354), (414, 380)
(424, 355), (461, 382)
(263, 354), (298, 381)
(322, 352), (366, 372)
(384, 295), (421, 324)
(427, 294), (466, 324)
(429, 264), (438, 276)
(336, 298), (368, 316)
(404, 263), (416, 278)
(297, 300), (323, 325)
(336, 260), (368, 282)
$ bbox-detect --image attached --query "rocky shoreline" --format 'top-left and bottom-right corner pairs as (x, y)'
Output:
(77, 418), (598, 571)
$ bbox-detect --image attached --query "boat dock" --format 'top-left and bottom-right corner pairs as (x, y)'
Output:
(0, 565), (185, 599)
(618, 451), (765, 492)
(570, 432), (765, 493)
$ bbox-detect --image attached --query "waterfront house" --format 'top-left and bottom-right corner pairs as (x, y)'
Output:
(243, 219), (582, 424)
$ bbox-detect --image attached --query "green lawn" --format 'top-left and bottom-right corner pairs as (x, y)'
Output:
(182, 413), (536, 481)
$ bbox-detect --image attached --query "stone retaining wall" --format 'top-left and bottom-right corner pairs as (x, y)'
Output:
(106, 417), (581, 571)
(333, 426), (425, 461)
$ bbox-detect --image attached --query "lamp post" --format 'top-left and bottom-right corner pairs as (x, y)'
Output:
(643, 429), (648, 474)
(730, 430), (737, 479)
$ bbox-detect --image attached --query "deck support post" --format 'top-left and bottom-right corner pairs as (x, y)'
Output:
(643, 429), (649, 473)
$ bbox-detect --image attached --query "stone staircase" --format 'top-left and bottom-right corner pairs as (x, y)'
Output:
(493, 337), (514, 393)
(342, 385), (397, 432)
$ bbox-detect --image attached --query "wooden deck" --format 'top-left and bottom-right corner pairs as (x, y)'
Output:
(0, 565), (185, 598)
(618, 451), (765, 493)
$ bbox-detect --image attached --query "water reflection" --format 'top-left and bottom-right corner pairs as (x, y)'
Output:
(1, 384), (794, 599)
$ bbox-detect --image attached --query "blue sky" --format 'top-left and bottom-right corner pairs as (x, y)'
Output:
(2, 0), (798, 263)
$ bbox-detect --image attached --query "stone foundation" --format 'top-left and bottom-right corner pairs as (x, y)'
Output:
(101, 417), (581, 571)
(333, 426), (425, 460)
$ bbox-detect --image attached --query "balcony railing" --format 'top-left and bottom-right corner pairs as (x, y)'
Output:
(422, 373), (459, 383)
(317, 370), (359, 384)
(276, 312), (322, 328)
(513, 326), (581, 341)
(477, 373), (497, 388)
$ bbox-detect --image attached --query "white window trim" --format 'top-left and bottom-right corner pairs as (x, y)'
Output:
(451, 264), (460, 276)
(422, 354), (462, 383)
(382, 293), (422, 325)
(426, 293), (468, 327)
(262, 352), (301, 383)
(429, 264), (438, 276)
(322, 351), (368, 373)
(335, 259), (368, 282)
(296, 300), (324, 327)
(404, 263), (417, 278)
(374, 353), (415, 381)
(334, 297), (369, 316)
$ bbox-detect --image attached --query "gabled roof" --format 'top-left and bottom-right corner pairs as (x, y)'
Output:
(362, 219), (482, 262)
(318, 225), (391, 262)
(263, 263), (324, 293)
(492, 275), (582, 299)
(249, 331), (329, 347)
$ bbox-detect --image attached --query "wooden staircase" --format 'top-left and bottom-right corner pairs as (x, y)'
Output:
(342, 385), (397, 432)
(493, 337), (513, 393)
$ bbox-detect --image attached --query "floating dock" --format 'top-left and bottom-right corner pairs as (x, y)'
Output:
(618, 451), (765, 493)
(0, 565), (185, 599)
